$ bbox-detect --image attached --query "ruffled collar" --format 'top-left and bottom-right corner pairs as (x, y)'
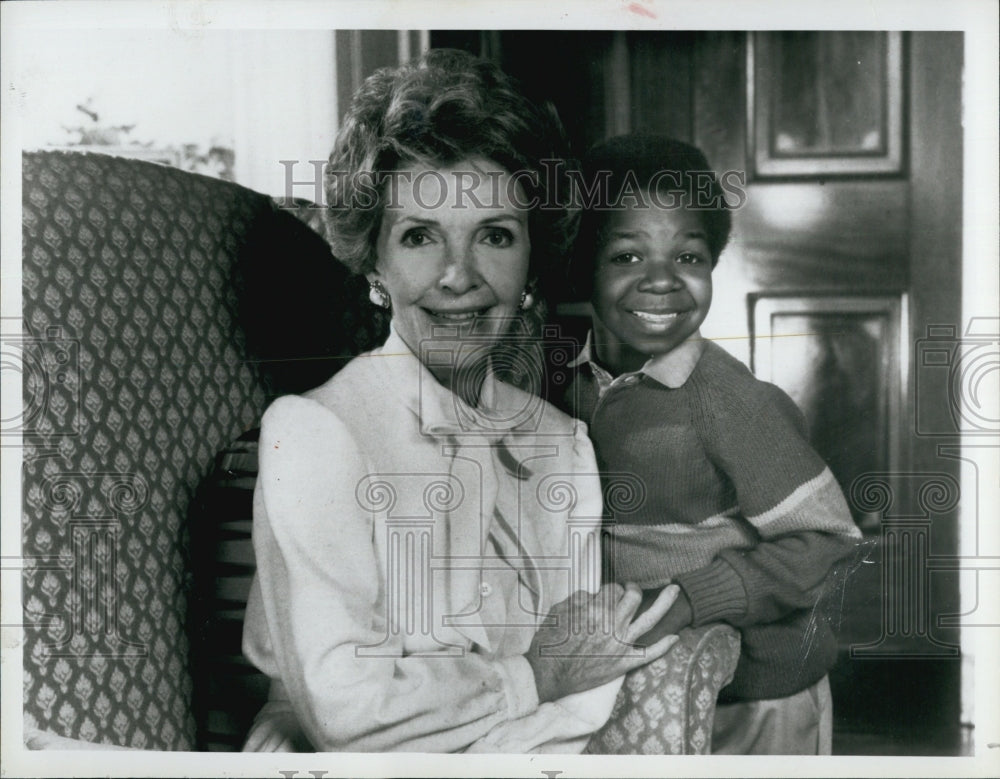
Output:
(374, 325), (542, 441)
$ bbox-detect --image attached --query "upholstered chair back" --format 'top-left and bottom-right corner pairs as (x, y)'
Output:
(19, 151), (380, 749)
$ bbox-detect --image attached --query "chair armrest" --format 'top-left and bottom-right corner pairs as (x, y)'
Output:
(584, 623), (741, 754)
(25, 728), (132, 750)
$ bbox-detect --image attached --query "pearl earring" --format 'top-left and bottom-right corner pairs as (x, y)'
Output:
(368, 280), (391, 310)
(519, 289), (535, 311)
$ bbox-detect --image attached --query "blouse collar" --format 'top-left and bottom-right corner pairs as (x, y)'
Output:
(375, 325), (542, 441)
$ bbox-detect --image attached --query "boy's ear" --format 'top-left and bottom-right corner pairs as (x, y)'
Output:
(364, 270), (381, 284)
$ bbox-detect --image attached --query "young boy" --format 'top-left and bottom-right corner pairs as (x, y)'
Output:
(561, 135), (862, 754)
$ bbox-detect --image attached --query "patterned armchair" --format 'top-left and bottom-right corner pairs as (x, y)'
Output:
(19, 150), (740, 754)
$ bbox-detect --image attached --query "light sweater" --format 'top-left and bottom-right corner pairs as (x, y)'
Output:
(242, 327), (622, 752)
(564, 333), (861, 700)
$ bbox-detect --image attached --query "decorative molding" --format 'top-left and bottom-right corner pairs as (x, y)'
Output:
(747, 32), (904, 178)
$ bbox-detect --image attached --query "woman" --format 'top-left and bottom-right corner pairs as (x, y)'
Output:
(240, 49), (680, 753)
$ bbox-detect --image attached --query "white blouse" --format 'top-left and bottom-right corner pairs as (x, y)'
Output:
(242, 328), (622, 753)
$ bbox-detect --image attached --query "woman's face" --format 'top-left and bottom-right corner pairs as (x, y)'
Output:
(370, 157), (531, 392)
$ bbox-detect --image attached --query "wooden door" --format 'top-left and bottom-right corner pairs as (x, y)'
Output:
(687, 32), (964, 753)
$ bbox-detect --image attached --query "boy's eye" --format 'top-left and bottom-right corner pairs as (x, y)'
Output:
(400, 227), (433, 247)
(610, 252), (641, 265)
(676, 251), (707, 265)
(481, 227), (514, 248)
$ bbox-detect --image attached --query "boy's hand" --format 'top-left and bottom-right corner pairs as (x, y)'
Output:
(633, 586), (694, 647)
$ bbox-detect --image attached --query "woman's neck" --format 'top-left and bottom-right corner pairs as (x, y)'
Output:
(429, 363), (485, 410)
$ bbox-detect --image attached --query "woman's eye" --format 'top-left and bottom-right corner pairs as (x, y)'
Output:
(610, 252), (641, 265)
(400, 228), (432, 247)
(481, 227), (514, 248)
(676, 251), (707, 265)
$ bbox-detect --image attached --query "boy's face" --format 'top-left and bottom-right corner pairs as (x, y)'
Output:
(592, 203), (713, 364)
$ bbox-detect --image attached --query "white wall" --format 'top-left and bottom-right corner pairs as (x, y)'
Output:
(16, 29), (238, 152)
(13, 28), (338, 198)
(229, 31), (338, 197)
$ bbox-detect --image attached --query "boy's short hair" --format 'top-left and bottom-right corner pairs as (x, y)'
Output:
(570, 134), (732, 299)
(324, 48), (578, 292)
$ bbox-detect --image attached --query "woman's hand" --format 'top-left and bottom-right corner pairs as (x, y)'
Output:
(524, 582), (681, 703)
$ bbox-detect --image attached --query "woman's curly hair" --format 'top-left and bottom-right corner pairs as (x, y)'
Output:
(324, 48), (579, 300)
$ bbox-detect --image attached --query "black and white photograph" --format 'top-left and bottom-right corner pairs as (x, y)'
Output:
(2, 1), (998, 777)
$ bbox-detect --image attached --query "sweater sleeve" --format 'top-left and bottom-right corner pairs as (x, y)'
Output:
(675, 381), (861, 628)
(571, 419), (605, 596)
(242, 395), (539, 753)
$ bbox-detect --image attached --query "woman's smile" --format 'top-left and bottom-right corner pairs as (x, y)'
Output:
(421, 305), (494, 322)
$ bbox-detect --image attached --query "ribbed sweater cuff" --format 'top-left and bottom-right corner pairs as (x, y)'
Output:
(674, 559), (747, 626)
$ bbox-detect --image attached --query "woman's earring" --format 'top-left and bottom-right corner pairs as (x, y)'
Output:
(368, 280), (391, 310)
(519, 289), (535, 311)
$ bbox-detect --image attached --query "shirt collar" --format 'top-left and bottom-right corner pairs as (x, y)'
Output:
(643, 333), (706, 388)
(567, 330), (595, 369)
(570, 329), (706, 389)
(374, 325), (539, 439)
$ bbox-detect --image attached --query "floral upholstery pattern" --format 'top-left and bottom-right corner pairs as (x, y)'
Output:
(20, 151), (275, 748)
(585, 623), (741, 754)
(19, 151), (374, 749)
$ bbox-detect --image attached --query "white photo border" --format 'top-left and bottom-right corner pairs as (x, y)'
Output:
(2, 1), (997, 777)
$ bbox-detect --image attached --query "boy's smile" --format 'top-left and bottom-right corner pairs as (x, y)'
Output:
(591, 203), (713, 374)
(630, 310), (680, 325)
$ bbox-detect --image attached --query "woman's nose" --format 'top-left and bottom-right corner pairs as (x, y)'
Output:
(438, 246), (481, 294)
(638, 259), (682, 293)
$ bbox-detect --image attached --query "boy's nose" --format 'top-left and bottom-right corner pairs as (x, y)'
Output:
(639, 261), (682, 292)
